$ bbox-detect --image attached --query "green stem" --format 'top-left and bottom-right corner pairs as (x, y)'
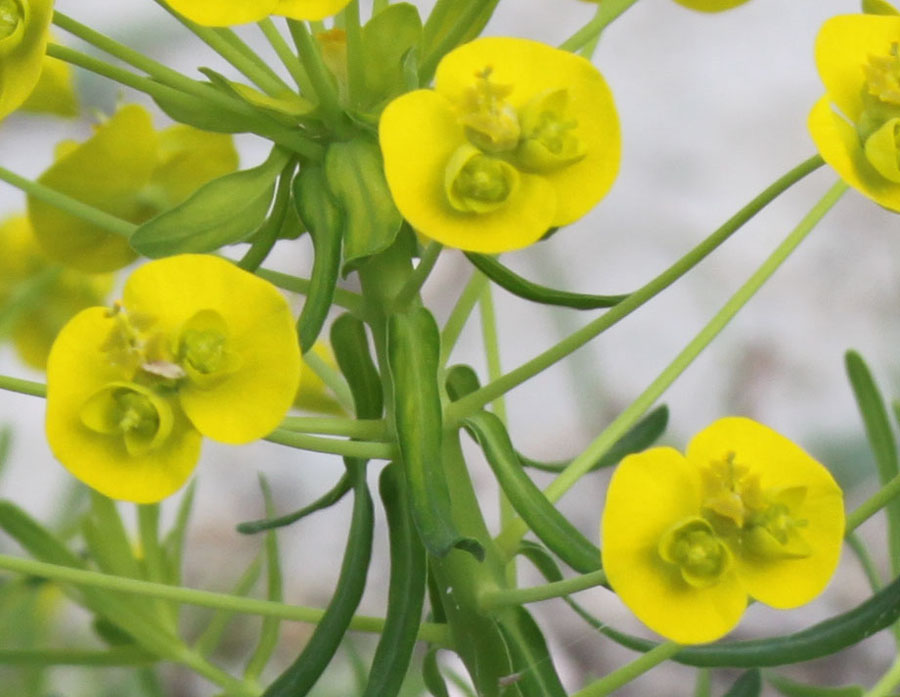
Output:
(577, 3), (605, 60)
(257, 18), (314, 94)
(254, 267), (365, 315)
(265, 429), (396, 459)
(0, 165), (136, 238)
(0, 374), (46, 398)
(479, 284), (507, 424)
(0, 647), (153, 666)
(392, 241), (443, 312)
(279, 416), (389, 440)
(559, 0), (641, 52)
(495, 179), (847, 555)
(846, 532), (883, 592)
(287, 19), (345, 126)
(0, 552), (450, 646)
(447, 154), (825, 424)
(846, 469), (900, 534)
(479, 569), (606, 610)
(572, 640), (681, 697)
(301, 349), (356, 413)
(864, 655), (900, 697)
(344, 0), (365, 107)
(440, 270), (489, 365)
(693, 668), (712, 697)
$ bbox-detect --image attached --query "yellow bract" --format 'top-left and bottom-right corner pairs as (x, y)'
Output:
(809, 14), (900, 211)
(46, 255), (301, 502)
(0, 215), (112, 370)
(21, 53), (79, 117)
(602, 417), (844, 644)
(163, 0), (351, 26)
(0, 0), (54, 120)
(28, 105), (239, 273)
(379, 37), (620, 253)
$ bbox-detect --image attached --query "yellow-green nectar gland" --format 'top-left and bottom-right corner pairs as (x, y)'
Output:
(445, 143), (520, 214)
(0, 0), (23, 43)
(80, 382), (174, 456)
(176, 309), (241, 388)
(458, 68), (521, 154)
(516, 89), (586, 172)
(658, 517), (732, 588)
(859, 45), (900, 181)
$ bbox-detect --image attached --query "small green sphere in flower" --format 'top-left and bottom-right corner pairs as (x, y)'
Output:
(0, 0), (55, 120)
(46, 254), (301, 503)
(379, 37), (620, 253)
(162, 0), (351, 26)
(602, 417), (844, 644)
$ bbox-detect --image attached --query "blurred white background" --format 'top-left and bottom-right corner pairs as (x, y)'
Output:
(1, 0), (897, 695)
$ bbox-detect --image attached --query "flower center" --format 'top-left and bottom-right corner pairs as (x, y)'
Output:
(458, 67), (521, 153)
(0, 0), (23, 42)
(445, 144), (520, 213)
(658, 517), (732, 588)
(100, 303), (167, 374)
(516, 88), (586, 172)
(79, 381), (174, 456)
(176, 309), (242, 387)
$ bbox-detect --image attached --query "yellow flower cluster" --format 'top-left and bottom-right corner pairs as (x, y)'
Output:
(602, 418), (844, 644)
(45, 255), (301, 503)
(379, 37), (620, 253)
(163, 0), (351, 26)
(809, 14), (900, 211)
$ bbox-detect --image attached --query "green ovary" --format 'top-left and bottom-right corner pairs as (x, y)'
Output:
(659, 517), (732, 588)
(0, 0), (23, 42)
(516, 89), (586, 172)
(445, 144), (519, 214)
(177, 309), (242, 387)
(743, 488), (811, 560)
(181, 329), (227, 374)
(80, 382), (174, 456)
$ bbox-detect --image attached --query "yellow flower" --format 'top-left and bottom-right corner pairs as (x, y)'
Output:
(379, 37), (620, 253)
(28, 104), (239, 273)
(0, 215), (112, 370)
(0, 0), (54, 120)
(602, 417), (844, 644)
(46, 254), (301, 502)
(162, 0), (351, 26)
(578, 0), (750, 11)
(809, 14), (900, 211)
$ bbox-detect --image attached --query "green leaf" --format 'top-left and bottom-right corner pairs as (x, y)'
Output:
(294, 165), (344, 352)
(162, 480), (197, 587)
(361, 4), (423, 109)
(496, 606), (567, 697)
(153, 85), (251, 134)
(262, 458), (374, 697)
(767, 674), (863, 697)
(388, 308), (483, 560)
(331, 314), (384, 420)
(362, 463), (427, 697)
(422, 0), (499, 74)
(466, 253), (629, 310)
(422, 648), (451, 697)
(194, 555), (264, 657)
(199, 67), (315, 119)
(863, 0), (899, 14)
(445, 364), (482, 402)
(130, 147), (289, 257)
(462, 411), (601, 573)
(594, 569), (900, 667)
(324, 137), (403, 274)
(845, 350), (900, 574)
(723, 670), (761, 697)
(236, 472), (352, 534)
(0, 425), (11, 477)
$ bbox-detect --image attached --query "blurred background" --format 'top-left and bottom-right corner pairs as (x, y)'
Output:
(0, 0), (896, 694)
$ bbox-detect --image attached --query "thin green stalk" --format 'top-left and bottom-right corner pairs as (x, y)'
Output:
(288, 19), (345, 126)
(279, 416), (389, 440)
(137, 504), (166, 585)
(149, 0), (289, 96)
(479, 284), (507, 424)
(479, 569), (606, 611)
(265, 429), (396, 459)
(254, 267), (365, 315)
(846, 532), (883, 592)
(577, 3), (604, 60)
(0, 165), (136, 238)
(344, 0), (366, 106)
(447, 154), (825, 424)
(0, 374), (46, 399)
(559, 0), (641, 52)
(177, 651), (259, 697)
(571, 640), (681, 697)
(495, 179), (848, 555)
(0, 647), (153, 666)
(440, 270), (489, 365)
(392, 241), (443, 312)
(693, 668), (711, 697)
(864, 655), (900, 697)
(0, 552), (450, 646)
(301, 349), (356, 413)
(257, 18), (314, 94)
(846, 469), (900, 534)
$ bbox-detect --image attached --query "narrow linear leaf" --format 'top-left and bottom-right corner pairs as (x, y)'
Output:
(162, 480), (197, 587)
(294, 165), (343, 352)
(422, 648), (451, 697)
(462, 411), (601, 573)
(262, 458), (374, 697)
(199, 67), (314, 118)
(153, 84), (252, 134)
(767, 673), (863, 697)
(331, 314), (384, 420)
(724, 669), (761, 697)
(362, 463), (427, 697)
(466, 253), (629, 310)
(194, 555), (263, 658)
(496, 606), (567, 697)
(236, 472), (352, 534)
(388, 308), (483, 560)
(130, 146), (289, 257)
(845, 350), (900, 573)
